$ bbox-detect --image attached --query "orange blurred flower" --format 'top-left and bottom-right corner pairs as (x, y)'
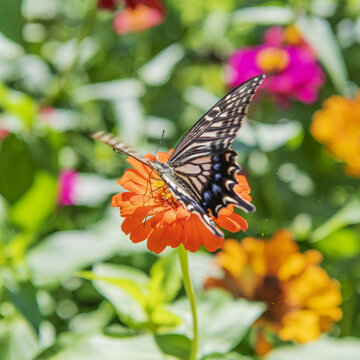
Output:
(311, 93), (360, 177)
(113, 0), (164, 34)
(205, 230), (342, 353)
(111, 150), (252, 254)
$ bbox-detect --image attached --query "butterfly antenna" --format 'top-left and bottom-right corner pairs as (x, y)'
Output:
(154, 129), (165, 160)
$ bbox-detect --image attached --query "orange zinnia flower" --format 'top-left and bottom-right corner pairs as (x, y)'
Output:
(205, 230), (342, 353)
(311, 92), (360, 177)
(111, 150), (252, 254)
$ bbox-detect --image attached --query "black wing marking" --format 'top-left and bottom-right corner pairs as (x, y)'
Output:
(174, 150), (255, 218)
(168, 75), (264, 165)
(91, 131), (153, 168)
(162, 178), (224, 238)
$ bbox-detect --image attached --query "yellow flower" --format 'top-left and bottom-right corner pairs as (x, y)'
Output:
(205, 230), (342, 352)
(311, 93), (360, 176)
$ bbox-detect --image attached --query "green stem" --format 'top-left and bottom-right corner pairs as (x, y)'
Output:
(177, 244), (199, 360)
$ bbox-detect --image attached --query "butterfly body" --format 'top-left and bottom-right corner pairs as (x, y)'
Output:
(92, 75), (264, 237)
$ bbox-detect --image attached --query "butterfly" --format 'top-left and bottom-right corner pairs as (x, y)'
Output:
(92, 75), (264, 237)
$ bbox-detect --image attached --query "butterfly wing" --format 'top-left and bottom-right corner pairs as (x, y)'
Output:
(91, 131), (153, 168)
(168, 75), (264, 165)
(173, 150), (255, 218)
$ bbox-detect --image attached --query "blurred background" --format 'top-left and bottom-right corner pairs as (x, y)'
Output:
(0, 0), (360, 359)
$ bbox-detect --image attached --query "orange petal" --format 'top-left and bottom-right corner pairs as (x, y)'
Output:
(162, 210), (177, 225)
(147, 227), (168, 253)
(167, 223), (183, 248)
(157, 151), (171, 163)
(120, 169), (148, 187)
(182, 215), (202, 252)
(130, 220), (153, 243)
(121, 207), (147, 233)
(126, 156), (153, 175)
(216, 212), (248, 232)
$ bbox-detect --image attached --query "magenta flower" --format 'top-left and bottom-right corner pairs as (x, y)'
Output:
(227, 27), (325, 105)
(57, 169), (78, 206)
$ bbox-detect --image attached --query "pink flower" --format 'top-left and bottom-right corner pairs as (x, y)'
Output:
(113, 0), (164, 34)
(57, 169), (78, 206)
(227, 27), (325, 105)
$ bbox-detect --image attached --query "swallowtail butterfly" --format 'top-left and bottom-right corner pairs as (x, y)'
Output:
(92, 75), (264, 237)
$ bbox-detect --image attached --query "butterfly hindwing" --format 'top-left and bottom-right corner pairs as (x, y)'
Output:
(174, 150), (255, 218)
(168, 75), (264, 165)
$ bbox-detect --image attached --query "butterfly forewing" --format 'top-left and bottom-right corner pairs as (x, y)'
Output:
(168, 75), (264, 165)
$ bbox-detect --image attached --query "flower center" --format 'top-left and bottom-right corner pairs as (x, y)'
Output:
(256, 47), (289, 74)
(151, 179), (180, 209)
(284, 25), (303, 46)
(255, 276), (289, 322)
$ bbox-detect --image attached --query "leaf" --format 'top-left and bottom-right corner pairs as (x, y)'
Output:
(232, 6), (294, 25)
(86, 263), (149, 327)
(267, 337), (360, 360)
(310, 196), (360, 242)
(296, 15), (349, 95)
(138, 43), (185, 86)
(0, 311), (40, 360)
(236, 120), (303, 152)
(27, 228), (130, 286)
(4, 281), (42, 334)
(148, 250), (182, 305)
(69, 301), (114, 333)
(34, 333), (178, 360)
(155, 334), (191, 360)
(315, 228), (360, 259)
(171, 289), (265, 358)
(203, 353), (252, 360)
(0, 83), (38, 127)
(10, 172), (57, 230)
(0, 135), (35, 203)
(0, 0), (24, 45)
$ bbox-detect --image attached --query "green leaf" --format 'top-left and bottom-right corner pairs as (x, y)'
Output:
(69, 301), (114, 333)
(315, 228), (360, 259)
(171, 290), (265, 358)
(10, 172), (57, 231)
(155, 334), (191, 360)
(34, 333), (178, 360)
(0, 83), (38, 127)
(267, 337), (360, 360)
(0, 135), (35, 203)
(0, 0), (24, 45)
(27, 229), (129, 286)
(232, 6), (294, 25)
(203, 353), (252, 360)
(310, 196), (360, 242)
(86, 263), (149, 327)
(4, 281), (42, 334)
(0, 310), (40, 360)
(296, 16), (349, 95)
(148, 251), (182, 305)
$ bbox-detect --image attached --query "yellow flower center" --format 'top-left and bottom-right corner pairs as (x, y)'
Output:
(284, 25), (303, 46)
(151, 179), (179, 208)
(256, 47), (289, 73)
